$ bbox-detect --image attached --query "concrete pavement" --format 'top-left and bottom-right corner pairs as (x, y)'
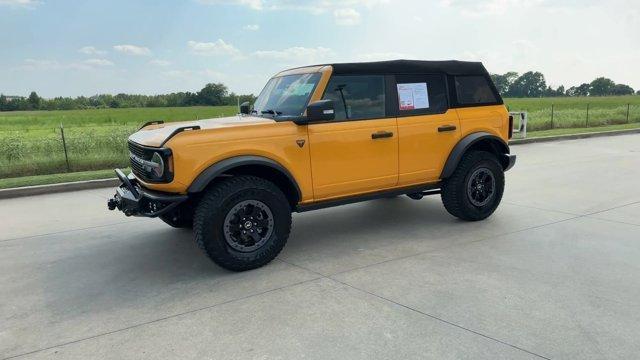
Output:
(1, 134), (639, 359)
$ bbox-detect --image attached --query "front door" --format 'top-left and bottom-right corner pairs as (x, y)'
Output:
(308, 74), (398, 200)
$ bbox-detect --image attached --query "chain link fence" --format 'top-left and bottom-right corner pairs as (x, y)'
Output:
(1, 103), (640, 180)
(0, 124), (135, 179)
(513, 103), (640, 131)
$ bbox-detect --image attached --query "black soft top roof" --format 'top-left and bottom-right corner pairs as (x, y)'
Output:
(324, 59), (489, 76)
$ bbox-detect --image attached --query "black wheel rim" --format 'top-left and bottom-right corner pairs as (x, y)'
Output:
(223, 200), (274, 252)
(466, 167), (496, 207)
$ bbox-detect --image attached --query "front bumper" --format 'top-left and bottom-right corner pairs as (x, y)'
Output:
(107, 169), (187, 217)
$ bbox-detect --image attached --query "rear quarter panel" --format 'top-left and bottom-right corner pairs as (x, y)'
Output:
(455, 105), (510, 141)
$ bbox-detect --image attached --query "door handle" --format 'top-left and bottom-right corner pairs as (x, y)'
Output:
(438, 125), (457, 132)
(371, 131), (394, 139)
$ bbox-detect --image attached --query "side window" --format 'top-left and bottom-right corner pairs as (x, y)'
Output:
(322, 75), (385, 121)
(395, 74), (447, 115)
(455, 75), (497, 105)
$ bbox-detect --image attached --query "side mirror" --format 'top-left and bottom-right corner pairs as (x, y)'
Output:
(240, 101), (251, 115)
(303, 99), (335, 124)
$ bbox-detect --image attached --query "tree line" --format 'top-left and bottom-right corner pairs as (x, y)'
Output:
(2, 72), (639, 112)
(490, 72), (637, 98)
(0, 83), (256, 112)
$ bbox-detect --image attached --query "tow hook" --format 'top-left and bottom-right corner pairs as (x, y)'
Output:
(107, 198), (119, 211)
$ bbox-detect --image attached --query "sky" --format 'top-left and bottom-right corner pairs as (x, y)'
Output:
(1, 0), (639, 98)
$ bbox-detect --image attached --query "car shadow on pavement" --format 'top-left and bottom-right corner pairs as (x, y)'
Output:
(30, 197), (462, 325)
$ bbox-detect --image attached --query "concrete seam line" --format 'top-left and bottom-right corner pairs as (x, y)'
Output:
(510, 128), (640, 145)
(0, 178), (119, 199)
(326, 215), (582, 278)
(276, 258), (552, 359)
(0, 276), (323, 360)
(332, 278), (552, 360)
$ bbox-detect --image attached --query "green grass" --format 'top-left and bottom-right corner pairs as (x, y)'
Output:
(524, 122), (640, 138)
(0, 106), (235, 179)
(0, 106), (236, 132)
(504, 96), (640, 131)
(0, 168), (127, 189)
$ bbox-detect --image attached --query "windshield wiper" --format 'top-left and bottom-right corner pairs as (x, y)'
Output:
(261, 109), (282, 116)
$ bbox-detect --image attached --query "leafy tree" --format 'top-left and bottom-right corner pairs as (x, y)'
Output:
(198, 83), (228, 106)
(566, 83), (590, 97)
(589, 77), (616, 96)
(612, 84), (634, 96)
(490, 72), (518, 96)
(28, 91), (41, 110)
(509, 71), (547, 97)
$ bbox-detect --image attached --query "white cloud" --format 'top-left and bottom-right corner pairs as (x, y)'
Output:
(20, 58), (60, 70)
(196, 0), (263, 10)
(15, 58), (114, 72)
(438, 0), (597, 16)
(113, 44), (151, 56)
(187, 39), (241, 57)
(252, 46), (333, 63)
(0, 0), (41, 8)
(333, 8), (361, 26)
(356, 52), (416, 61)
(162, 68), (226, 80)
(243, 24), (260, 31)
(197, 0), (388, 13)
(83, 58), (114, 66)
(149, 59), (171, 66)
(78, 46), (107, 56)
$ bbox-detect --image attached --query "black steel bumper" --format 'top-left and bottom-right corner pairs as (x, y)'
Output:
(504, 154), (517, 172)
(107, 169), (187, 217)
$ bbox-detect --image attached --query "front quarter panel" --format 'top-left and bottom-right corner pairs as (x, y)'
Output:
(141, 121), (313, 201)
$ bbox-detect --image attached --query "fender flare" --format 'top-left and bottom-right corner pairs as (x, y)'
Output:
(440, 132), (510, 179)
(187, 155), (302, 200)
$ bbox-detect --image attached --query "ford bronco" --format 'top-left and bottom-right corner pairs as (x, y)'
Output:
(108, 60), (516, 271)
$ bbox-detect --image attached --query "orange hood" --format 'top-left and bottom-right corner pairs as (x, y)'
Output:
(128, 115), (276, 147)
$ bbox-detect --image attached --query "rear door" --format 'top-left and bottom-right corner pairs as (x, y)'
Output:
(395, 74), (461, 185)
(307, 74), (398, 200)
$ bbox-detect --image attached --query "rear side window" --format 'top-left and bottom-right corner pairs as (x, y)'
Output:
(322, 75), (385, 121)
(395, 74), (447, 115)
(455, 76), (497, 105)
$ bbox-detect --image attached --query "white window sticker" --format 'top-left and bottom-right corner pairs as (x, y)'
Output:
(397, 82), (429, 110)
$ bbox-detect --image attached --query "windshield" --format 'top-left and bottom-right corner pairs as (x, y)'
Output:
(252, 73), (321, 118)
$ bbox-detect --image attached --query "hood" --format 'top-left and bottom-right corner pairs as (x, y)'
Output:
(128, 115), (276, 147)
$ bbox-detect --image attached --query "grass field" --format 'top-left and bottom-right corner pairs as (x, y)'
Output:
(0, 97), (639, 181)
(505, 96), (640, 131)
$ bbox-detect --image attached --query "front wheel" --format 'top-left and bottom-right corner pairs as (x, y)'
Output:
(193, 176), (291, 271)
(441, 151), (504, 221)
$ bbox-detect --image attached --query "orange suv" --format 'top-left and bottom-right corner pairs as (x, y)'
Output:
(108, 60), (516, 271)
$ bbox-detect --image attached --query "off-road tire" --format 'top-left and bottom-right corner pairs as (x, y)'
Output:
(441, 151), (504, 221)
(193, 175), (291, 271)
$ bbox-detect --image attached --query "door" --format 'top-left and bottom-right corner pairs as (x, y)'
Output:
(395, 74), (461, 185)
(308, 74), (398, 200)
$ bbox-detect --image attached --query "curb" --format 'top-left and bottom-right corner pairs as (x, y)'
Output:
(509, 127), (640, 145)
(1, 127), (638, 199)
(0, 178), (119, 200)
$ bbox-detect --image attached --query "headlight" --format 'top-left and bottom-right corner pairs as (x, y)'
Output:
(150, 152), (164, 178)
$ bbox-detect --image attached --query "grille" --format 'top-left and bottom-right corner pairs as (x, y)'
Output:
(128, 141), (153, 180)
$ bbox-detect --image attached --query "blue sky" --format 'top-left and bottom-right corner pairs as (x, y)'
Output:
(1, 0), (639, 97)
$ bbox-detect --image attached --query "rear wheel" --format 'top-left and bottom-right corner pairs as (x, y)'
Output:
(193, 175), (291, 271)
(441, 151), (504, 221)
